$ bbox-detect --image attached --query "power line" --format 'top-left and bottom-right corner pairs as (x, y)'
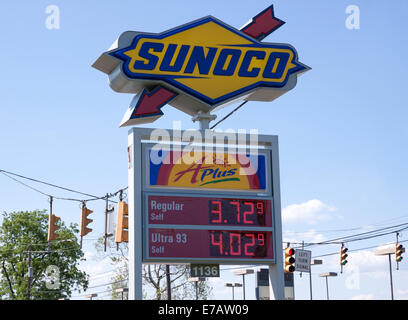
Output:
(312, 239), (408, 259)
(85, 279), (128, 290)
(291, 222), (408, 249)
(210, 100), (248, 129)
(284, 214), (408, 236)
(0, 169), (127, 204)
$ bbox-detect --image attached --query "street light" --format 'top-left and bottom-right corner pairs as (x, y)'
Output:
(188, 277), (206, 300)
(114, 287), (129, 300)
(307, 259), (323, 300)
(374, 243), (405, 300)
(225, 283), (242, 300)
(318, 272), (337, 300)
(233, 269), (254, 300)
(85, 293), (98, 300)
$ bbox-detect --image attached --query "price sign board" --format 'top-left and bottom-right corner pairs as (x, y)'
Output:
(147, 194), (273, 227)
(140, 143), (276, 264)
(143, 193), (275, 263)
(190, 264), (220, 278)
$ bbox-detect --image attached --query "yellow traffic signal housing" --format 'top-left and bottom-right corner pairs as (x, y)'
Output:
(340, 246), (348, 266)
(396, 243), (404, 262)
(284, 247), (295, 273)
(115, 201), (128, 243)
(80, 206), (93, 237)
(48, 214), (61, 241)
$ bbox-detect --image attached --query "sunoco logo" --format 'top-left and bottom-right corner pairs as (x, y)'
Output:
(109, 16), (307, 106)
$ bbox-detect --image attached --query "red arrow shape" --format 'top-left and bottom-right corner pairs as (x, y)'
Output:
(130, 86), (177, 119)
(241, 5), (285, 41)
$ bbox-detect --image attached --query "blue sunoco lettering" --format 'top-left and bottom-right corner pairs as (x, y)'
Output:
(262, 52), (290, 79)
(184, 46), (218, 75)
(238, 50), (266, 77)
(160, 44), (190, 72)
(133, 42), (163, 71)
(213, 48), (241, 76)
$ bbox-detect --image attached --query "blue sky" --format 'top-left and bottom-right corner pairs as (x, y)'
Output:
(0, 0), (407, 300)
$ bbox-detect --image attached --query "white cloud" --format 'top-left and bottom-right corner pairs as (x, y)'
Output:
(348, 250), (388, 274)
(282, 199), (336, 225)
(79, 255), (114, 281)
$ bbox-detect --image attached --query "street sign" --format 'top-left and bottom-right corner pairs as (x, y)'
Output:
(295, 249), (312, 273)
(190, 264), (220, 277)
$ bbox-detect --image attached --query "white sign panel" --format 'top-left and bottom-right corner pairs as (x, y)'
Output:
(295, 249), (311, 273)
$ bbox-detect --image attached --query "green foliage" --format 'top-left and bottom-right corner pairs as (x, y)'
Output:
(0, 210), (89, 300)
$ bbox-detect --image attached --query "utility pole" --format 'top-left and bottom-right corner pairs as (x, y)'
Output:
(27, 245), (32, 300)
(104, 193), (109, 251)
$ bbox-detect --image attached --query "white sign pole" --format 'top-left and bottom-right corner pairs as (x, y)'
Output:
(269, 135), (285, 300)
(128, 128), (143, 300)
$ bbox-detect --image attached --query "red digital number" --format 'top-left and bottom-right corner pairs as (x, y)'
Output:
(258, 233), (265, 246)
(230, 233), (241, 255)
(210, 200), (222, 223)
(229, 201), (240, 223)
(256, 201), (264, 214)
(244, 233), (255, 256)
(243, 202), (254, 224)
(210, 232), (223, 254)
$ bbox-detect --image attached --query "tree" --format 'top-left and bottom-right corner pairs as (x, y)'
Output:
(95, 238), (212, 300)
(0, 210), (89, 300)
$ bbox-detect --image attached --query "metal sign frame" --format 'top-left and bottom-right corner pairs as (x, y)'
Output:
(128, 127), (284, 300)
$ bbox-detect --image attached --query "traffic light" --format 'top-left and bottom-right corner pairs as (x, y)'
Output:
(115, 201), (128, 243)
(284, 247), (295, 273)
(340, 246), (348, 266)
(48, 213), (61, 241)
(80, 205), (93, 237)
(396, 243), (404, 262)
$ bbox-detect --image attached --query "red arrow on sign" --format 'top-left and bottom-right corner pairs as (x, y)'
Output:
(131, 86), (177, 118)
(119, 86), (177, 127)
(241, 5), (285, 41)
